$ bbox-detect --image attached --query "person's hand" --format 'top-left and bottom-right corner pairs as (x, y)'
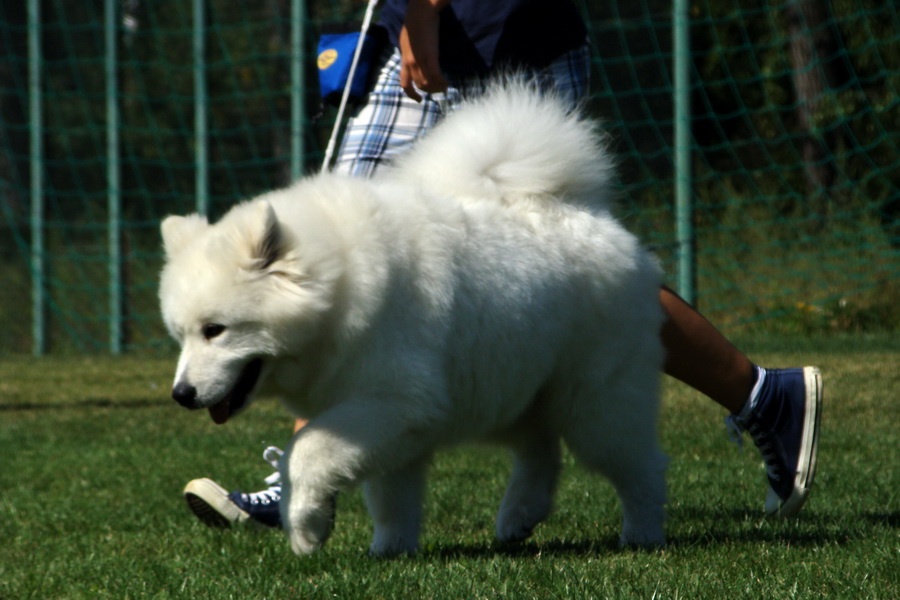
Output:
(399, 0), (450, 101)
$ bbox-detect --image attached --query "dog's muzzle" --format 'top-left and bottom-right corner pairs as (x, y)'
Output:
(170, 359), (263, 425)
(172, 381), (198, 408)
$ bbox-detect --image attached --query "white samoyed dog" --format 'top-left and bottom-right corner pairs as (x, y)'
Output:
(159, 81), (667, 556)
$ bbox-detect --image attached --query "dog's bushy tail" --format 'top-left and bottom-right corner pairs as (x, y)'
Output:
(391, 78), (614, 210)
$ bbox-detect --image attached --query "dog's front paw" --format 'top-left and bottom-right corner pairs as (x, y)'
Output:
(285, 495), (336, 556)
(619, 500), (666, 549)
(495, 511), (538, 544)
(619, 522), (665, 549)
(369, 527), (419, 557)
(495, 495), (552, 544)
(289, 527), (325, 555)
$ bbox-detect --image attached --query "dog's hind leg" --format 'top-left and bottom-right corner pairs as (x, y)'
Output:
(495, 429), (561, 544)
(566, 427), (667, 547)
(608, 451), (667, 547)
(363, 453), (432, 556)
(562, 362), (667, 547)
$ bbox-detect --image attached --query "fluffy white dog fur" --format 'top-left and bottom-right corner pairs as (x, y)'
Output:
(159, 82), (667, 556)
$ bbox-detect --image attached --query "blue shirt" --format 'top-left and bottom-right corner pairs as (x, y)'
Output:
(379, 0), (587, 76)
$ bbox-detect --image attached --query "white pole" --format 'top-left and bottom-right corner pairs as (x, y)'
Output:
(321, 0), (379, 171)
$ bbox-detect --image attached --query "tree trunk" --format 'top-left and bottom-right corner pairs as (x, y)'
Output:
(786, 0), (841, 199)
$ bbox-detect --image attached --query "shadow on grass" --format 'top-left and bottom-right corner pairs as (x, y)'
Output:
(0, 397), (165, 411)
(420, 506), (897, 560)
(664, 504), (896, 549)
(863, 510), (900, 528)
(422, 538), (620, 561)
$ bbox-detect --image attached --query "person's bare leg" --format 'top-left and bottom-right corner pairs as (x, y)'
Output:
(659, 285), (755, 414)
(659, 285), (822, 517)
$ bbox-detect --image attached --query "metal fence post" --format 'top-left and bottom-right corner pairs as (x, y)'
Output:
(673, 0), (696, 305)
(291, 0), (306, 180)
(106, 0), (122, 353)
(194, 0), (208, 215)
(28, 0), (45, 356)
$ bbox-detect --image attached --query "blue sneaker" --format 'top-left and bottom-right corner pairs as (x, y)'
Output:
(727, 367), (822, 517)
(184, 446), (284, 528)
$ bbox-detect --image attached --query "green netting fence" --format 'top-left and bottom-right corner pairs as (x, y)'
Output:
(1, 0), (898, 355)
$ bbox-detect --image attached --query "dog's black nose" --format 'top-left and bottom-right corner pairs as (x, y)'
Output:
(172, 381), (198, 407)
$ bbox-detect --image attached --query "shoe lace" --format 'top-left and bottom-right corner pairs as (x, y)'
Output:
(245, 485), (281, 505)
(261, 446), (284, 487)
(725, 415), (782, 483)
(725, 415), (745, 451)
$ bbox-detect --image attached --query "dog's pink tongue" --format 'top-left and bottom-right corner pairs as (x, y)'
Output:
(209, 400), (230, 425)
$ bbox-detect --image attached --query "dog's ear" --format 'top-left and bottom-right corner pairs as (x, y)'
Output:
(249, 201), (289, 271)
(236, 201), (307, 284)
(161, 214), (208, 257)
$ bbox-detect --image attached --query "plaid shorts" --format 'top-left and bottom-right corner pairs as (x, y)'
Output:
(333, 43), (591, 178)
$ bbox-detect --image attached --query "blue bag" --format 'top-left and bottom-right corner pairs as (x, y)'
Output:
(317, 31), (381, 104)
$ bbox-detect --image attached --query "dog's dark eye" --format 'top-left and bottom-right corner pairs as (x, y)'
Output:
(202, 323), (226, 340)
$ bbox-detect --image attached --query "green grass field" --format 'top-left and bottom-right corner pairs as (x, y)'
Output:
(1, 335), (897, 599)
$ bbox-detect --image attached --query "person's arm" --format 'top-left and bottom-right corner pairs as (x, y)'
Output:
(399, 0), (451, 101)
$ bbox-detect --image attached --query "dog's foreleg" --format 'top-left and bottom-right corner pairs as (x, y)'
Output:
(280, 427), (353, 555)
(363, 452), (432, 556)
(280, 401), (432, 556)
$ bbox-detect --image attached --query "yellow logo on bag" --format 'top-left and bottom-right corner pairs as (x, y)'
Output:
(318, 49), (338, 70)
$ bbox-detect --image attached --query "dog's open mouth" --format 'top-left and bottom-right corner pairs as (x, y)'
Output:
(208, 358), (263, 425)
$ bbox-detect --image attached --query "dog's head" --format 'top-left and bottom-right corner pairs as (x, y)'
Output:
(159, 199), (337, 424)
